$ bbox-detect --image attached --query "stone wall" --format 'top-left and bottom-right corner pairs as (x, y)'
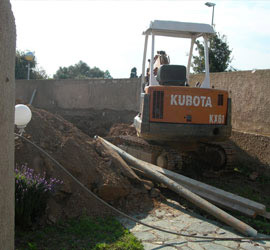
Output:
(16, 78), (141, 111)
(16, 69), (270, 135)
(0, 1), (16, 249)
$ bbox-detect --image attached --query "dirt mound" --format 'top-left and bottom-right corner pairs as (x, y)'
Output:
(53, 109), (138, 138)
(15, 106), (155, 223)
(108, 123), (137, 137)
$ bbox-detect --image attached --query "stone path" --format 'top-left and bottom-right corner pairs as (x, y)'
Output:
(118, 199), (270, 250)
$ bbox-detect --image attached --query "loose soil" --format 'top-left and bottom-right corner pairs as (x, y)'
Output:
(15, 106), (157, 224)
(51, 108), (138, 138)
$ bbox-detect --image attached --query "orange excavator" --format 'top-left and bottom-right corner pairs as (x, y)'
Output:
(117, 20), (233, 171)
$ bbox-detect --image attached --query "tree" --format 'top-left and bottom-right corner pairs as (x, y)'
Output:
(15, 50), (48, 79)
(104, 70), (112, 79)
(53, 61), (112, 79)
(130, 67), (138, 78)
(192, 33), (233, 73)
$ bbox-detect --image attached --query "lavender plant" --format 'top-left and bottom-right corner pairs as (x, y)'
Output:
(15, 164), (63, 227)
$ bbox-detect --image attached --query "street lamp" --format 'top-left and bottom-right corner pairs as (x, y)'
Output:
(205, 2), (216, 26)
(25, 51), (35, 80)
(15, 104), (32, 135)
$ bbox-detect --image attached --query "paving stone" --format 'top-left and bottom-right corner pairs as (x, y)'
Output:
(164, 237), (188, 246)
(153, 230), (179, 241)
(171, 214), (192, 222)
(259, 241), (270, 248)
(198, 242), (233, 250)
(180, 246), (193, 250)
(142, 242), (160, 250)
(155, 209), (166, 217)
(215, 228), (243, 239)
(172, 220), (199, 231)
(154, 245), (178, 250)
(151, 241), (163, 245)
(133, 231), (156, 241)
(140, 215), (157, 224)
(187, 241), (205, 250)
(214, 239), (239, 249)
(120, 202), (270, 250)
(129, 223), (151, 232)
(143, 242), (178, 250)
(171, 219), (192, 230)
(186, 221), (218, 234)
(170, 223), (188, 232)
(175, 218), (202, 229)
(152, 220), (175, 229)
(158, 246), (178, 250)
(240, 242), (266, 250)
(256, 233), (270, 248)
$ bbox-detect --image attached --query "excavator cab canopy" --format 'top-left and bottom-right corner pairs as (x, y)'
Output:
(144, 20), (214, 39)
(142, 20), (215, 89)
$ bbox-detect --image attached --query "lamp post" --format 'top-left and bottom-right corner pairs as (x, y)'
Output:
(205, 2), (216, 26)
(25, 51), (34, 80)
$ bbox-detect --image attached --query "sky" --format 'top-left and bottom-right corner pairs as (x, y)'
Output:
(10, 0), (270, 78)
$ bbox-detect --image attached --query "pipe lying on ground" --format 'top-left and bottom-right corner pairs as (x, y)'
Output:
(119, 144), (270, 219)
(97, 136), (257, 237)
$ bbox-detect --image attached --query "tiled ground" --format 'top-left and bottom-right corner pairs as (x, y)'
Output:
(118, 200), (270, 250)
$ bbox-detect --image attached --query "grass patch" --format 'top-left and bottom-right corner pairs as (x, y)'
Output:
(15, 216), (143, 250)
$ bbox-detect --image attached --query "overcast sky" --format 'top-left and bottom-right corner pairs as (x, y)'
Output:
(11, 0), (270, 78)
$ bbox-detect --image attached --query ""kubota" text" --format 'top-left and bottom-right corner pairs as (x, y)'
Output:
(170, 95), (212, 108)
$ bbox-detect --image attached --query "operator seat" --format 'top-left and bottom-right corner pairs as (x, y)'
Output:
(156, 65), (187, 86)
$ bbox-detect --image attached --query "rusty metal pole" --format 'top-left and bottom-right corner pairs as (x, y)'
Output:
(97, 136), (257, 237)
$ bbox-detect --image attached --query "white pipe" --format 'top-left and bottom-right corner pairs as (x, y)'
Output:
(187, 37), (195, 84)
(149, 34), (158, 86)
(141, 35), (149, 88)
(201, 36), (210, 88)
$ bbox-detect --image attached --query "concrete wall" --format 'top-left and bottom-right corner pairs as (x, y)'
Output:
(190, 70), (270, 135)
(16, 69), (270, 135)
(0, 1), (16, 249)
(16, 78), (141, 111)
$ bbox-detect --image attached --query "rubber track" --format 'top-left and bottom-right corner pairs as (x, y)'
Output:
(206, 141), (236, 169)
(107, 135), (182, 170)
(107, 136), (235, 171)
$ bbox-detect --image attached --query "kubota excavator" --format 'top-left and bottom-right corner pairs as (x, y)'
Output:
(114, 20), (233, 171)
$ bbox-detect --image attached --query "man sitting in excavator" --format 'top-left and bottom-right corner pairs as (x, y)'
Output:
(145, 50), (170, 84)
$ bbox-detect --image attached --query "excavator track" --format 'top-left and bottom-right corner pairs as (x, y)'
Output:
(201, 141), (235, 170)
(107, 135), (235, 173)
(212, 141), (235, 168)
(107, 135), (183, 171)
